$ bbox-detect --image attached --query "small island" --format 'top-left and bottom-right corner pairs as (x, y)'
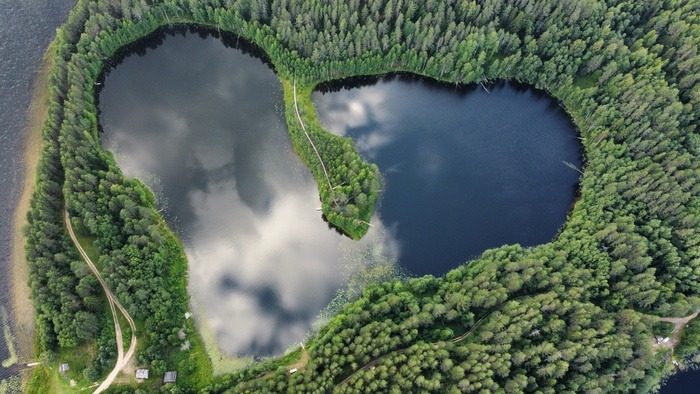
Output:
(15, 0), (700, 393)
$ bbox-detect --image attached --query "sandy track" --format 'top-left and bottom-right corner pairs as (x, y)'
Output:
(292, 79), (334, 190)
(65, 211), (137, 394)
(658, 311), (699, 326)
(653, 310), (700, 351)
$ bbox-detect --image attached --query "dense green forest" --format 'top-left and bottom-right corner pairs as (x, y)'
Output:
(23, 0), (700, 392)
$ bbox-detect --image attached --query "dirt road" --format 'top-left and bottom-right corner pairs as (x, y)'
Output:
(658, 311), (699, 326)
(65, 211), (137, 394)
(653, 310), (700, 351)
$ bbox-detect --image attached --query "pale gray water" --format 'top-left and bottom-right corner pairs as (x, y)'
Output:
(99, 29), (397, 357)
(0, 0), (74, 380)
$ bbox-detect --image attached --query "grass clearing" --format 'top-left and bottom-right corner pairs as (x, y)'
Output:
(23, 343), (98, 394)
(171, 317), (214, 389)
(267, 346), (304, 370)
(572, 73), (600, 90)
(24, 365), (56, 394)
(109, 316), (213, 392)
(55, 343), (99, 390)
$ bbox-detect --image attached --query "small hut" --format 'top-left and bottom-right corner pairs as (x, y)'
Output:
(164, 371), (177, 383)
(59, 363), (69, 373)
(136, 369), (149, 380)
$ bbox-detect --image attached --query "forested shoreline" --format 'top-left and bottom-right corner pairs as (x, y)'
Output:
(23, 0), (700, 392)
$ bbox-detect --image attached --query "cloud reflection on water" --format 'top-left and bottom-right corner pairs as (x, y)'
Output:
(314, 88), (395, 159)
(186, 180), (397, 355)
(313, 77), (582, 277)
(99, 31), (397, 356)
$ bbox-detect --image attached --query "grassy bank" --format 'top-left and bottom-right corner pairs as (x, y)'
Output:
(190, 302), (253, 376)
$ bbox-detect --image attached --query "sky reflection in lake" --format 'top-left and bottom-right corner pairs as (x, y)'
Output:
(99, 30), (396, 356)
(314, 76), (582, 277)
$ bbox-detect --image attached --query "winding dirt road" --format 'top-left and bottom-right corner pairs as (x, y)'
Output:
(65, 211), (137, 394)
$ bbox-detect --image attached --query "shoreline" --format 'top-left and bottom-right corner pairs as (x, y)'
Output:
(10, 42), (55, 363)
(189, 299), (253, 376)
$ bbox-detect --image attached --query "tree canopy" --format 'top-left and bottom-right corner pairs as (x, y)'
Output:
(24, 0), (700, 392)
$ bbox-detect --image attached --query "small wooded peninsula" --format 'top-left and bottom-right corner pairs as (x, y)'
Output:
(22, 0), (700, 392)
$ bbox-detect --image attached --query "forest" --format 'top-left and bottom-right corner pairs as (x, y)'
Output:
(22, 0), (700, 392)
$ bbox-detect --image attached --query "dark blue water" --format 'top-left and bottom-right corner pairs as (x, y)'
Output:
(661, 367), (700, 393)
(0, 0), (75, 382)
(314, 76), (582, 277)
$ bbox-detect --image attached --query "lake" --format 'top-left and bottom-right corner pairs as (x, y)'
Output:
(662, 366), (700, 393)
(314, 77), (700, 391)
(314, 76), (582, 276)
(99, 27), (398, 357)
(84, 19), (699, 389)
(100, 27), (581, 358)
(0, 0), (74, 383)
